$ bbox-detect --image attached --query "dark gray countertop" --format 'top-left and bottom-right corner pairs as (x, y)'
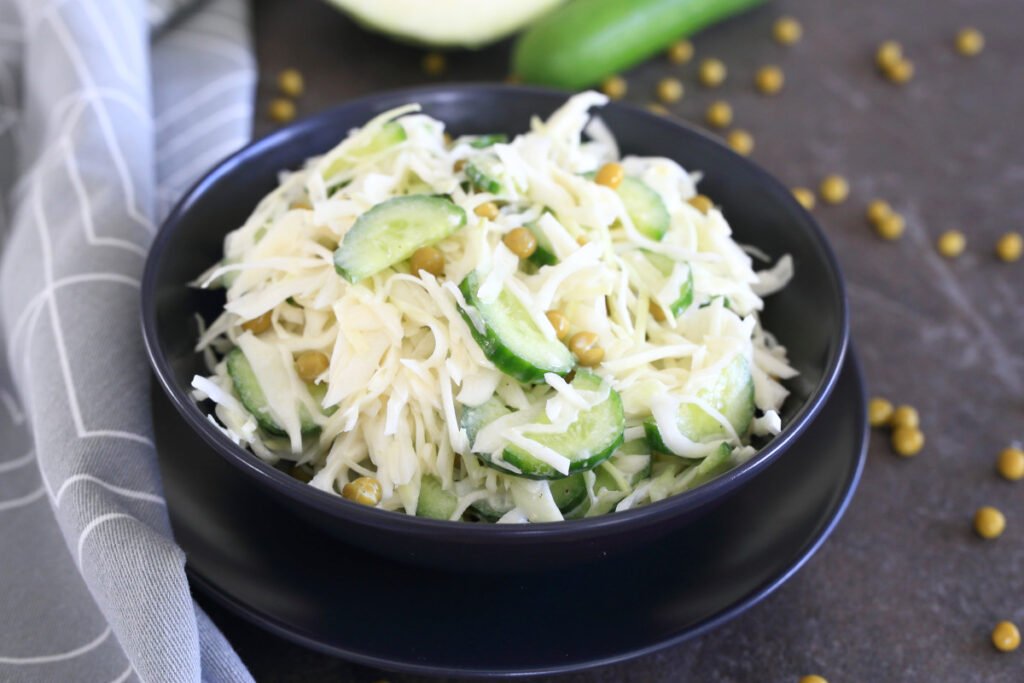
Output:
(199, 0), (1024, 680)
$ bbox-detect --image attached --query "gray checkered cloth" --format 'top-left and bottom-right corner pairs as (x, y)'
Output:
(0, 0), (256, 680)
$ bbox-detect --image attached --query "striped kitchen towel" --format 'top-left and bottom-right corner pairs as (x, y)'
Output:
(0, 0), (256, 680)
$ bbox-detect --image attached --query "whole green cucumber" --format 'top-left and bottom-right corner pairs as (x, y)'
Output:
(513, 0), (766, 89)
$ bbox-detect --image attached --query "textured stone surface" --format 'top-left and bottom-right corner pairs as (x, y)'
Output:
(200, 0), (1024, 680)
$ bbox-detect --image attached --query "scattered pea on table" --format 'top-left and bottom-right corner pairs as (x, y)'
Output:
(992, 621), (1021, 652)
(819, 174), (849, 204)
(937, 230), (966, 258)
(773, 16), (802, 46)
(792, 187), (815, 210)
(656, 77), (684, 103)
(727, 129), (754, 155)
(890, 405), (919, 430)
(277, 68), (304, 97)
(955, 27), (985, 57)
(995, 231), (1023, 262)
(886, 59), (915, 84)
(698, 58), (727, 87)
(867, 199), (892, 225)
(755, 65), (785, 95)
(422, 51), (447, 76)
(876, 40), (904, 71)
(875, 213), (906, 240)
(601, 75), (628, 100)
(868, 397), (894, 427)
(973, 506), (1006, 539)
(996, 446), (1024, 481)
(667, 39), (694, 65)
(892, 426), (925, 457)
(268, 97), (296, 123)
(799, 676), (828, 683)
(705, 100), (733, 129)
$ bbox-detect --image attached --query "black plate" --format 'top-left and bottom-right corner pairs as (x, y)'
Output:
(155, 352), (866, 678)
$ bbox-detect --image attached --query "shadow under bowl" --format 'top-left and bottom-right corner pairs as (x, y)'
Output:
(142, 85), (849, 573)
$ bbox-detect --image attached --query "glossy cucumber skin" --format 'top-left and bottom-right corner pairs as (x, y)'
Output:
(226, 348), (321, 435)
(513, 0), (766, 89)
(644, 354), (755, 453)
(334, 195), (466, 282)
(322, 121), (406, 182)
(458, 271), (575, 383)
(465, 159), (503, 194)
(416, 475), (459, 520)
(585, 173), (669, 241)
(500, 370), (625, 479)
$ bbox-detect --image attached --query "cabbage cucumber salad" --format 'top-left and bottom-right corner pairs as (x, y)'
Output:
(192, 91), (797, 523)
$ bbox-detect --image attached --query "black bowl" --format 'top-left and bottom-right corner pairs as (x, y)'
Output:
(142, 85), (848, 573)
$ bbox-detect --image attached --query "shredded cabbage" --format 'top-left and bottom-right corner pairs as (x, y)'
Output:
(192, 92), (796, 522)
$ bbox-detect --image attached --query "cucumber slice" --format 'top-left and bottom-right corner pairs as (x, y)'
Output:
(460, 396), (511, 447)
(586, 173), (669, 240)
(548, 473), (587, 512)
(226, 348), (321, 435)
(470, 475), (584, 521)
(465, 154), (504, 194)
(688, 442), (734, 488)
(469, 134), (509, 149)
(525, 222), (558, 266)
(566, 448), (651, 518)
(334, 195), (466, 282)
(416, 475), (459, 520)
(458, 271), (575, 383)
(643, 354), (755, 453)
(500, 370), (624, 479)
(647, 252), (694, 316)
(617, 176), (670, 240)
(470, 494), (513, 522)
(322, 121), (406, 181)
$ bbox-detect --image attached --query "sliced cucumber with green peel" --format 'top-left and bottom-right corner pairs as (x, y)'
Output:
(617, 176), (670, 240)
(644, 354), (755, 453)
(471, 474), (585, 520)
(548, 473), (587, 512)
(470, 494), (513, 522)
(322, 121), (406, 181)
(460, 397), (511, 447)
(334, 196), (466, 282)
(525, 221), (558, 266)
(586, 173), (670, 240)
(226, 348), (322, 435)
(566, 448), (651, 518)
(500, 370), (624, 479)
(458, 270), (574, 383)
(465, 154), (504, 194)
(647, 252), (694, 316)
(469, 134), (508, 149)
(416, 475), (458, 520)
(687, 442), (734, 488)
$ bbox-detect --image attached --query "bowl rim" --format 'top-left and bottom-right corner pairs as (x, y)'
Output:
(141, 83), (850, 541)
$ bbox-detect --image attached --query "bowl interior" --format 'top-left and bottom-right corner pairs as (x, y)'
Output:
(144, 85), (846, 525)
